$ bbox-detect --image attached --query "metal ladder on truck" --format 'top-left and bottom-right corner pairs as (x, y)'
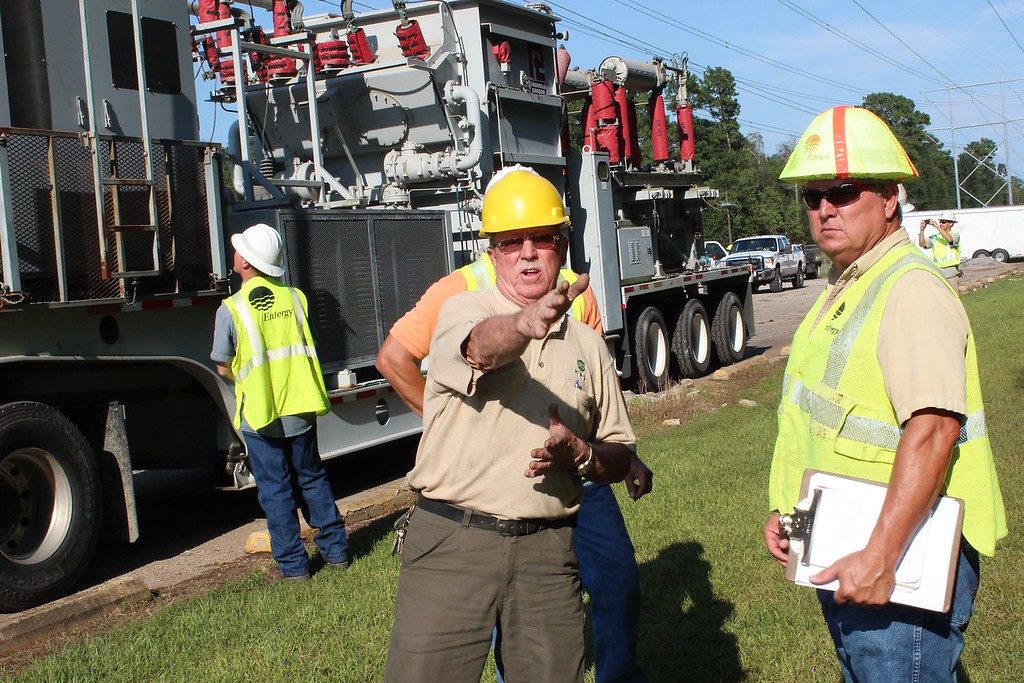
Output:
(80, 0), (162, 293)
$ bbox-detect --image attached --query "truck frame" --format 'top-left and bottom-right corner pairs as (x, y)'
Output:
(0, 0), (752, 611)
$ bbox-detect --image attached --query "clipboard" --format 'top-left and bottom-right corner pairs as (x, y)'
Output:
(782, 470), (964, 613)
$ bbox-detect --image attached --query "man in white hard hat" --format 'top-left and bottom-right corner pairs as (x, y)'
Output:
(765, 106), (1005, 681)
(385, 169), (635, 682)
(919, 210), (962, 285)
(211, 223), (349, 581)
(377, 164), (651, 683)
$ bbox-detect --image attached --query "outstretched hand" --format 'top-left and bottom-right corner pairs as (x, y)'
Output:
(516, 273), (590, 340)
(526, 404), (587, 478)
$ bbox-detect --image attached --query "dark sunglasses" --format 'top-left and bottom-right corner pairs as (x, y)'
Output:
(800, 182), (879, 210)
(492, 233), (563, 255)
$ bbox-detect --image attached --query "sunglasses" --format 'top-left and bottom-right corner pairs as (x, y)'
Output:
(492, 233), (563, 255)
(800, 182), (879, 210)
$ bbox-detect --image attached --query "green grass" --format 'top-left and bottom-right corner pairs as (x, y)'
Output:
(8, 278), (1024, 682)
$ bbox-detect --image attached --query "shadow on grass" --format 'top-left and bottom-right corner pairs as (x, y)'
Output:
(638, 542), (745, 681)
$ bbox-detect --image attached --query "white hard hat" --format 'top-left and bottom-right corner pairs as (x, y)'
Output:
(231, 223), (285, 277)
(939, 210), (957, 223)
(897, 183), (915, 213)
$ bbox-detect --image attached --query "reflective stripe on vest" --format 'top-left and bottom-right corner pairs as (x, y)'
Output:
(458, 253), (586, 322)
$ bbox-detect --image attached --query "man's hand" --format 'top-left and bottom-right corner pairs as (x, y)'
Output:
(919, 219), (928, 231)
(809, 549), (894, 606)
(763, 512), (790, 567)
(624, 454), (653, 500)
(515, 273), (590, 340)
(526, 404), (587, 478)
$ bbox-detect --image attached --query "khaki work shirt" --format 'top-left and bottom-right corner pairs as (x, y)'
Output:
(813, 228), (968, 425)
(408, 288), (636, 520)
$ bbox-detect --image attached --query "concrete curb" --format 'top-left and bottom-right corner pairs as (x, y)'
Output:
(0, 576), (152, 655)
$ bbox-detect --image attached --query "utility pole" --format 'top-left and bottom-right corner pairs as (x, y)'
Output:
(1002, 76), (1013, 204)
(720, 192), (737, 246)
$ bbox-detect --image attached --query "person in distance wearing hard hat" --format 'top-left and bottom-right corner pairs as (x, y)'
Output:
(384, 168), (636, 683)
(919, 210), (963, 286)
(377, 165), (651, 683)
(211, 223), (350, 581)
(764, 106), (1005, 681)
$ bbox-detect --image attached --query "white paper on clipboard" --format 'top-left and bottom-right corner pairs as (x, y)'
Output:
(785, 471), (964, 613)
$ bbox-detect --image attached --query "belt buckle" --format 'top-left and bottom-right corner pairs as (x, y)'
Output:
(496, 519), (520, 537)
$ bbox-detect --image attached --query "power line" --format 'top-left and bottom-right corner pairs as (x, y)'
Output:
(985, 0), (1024, 56)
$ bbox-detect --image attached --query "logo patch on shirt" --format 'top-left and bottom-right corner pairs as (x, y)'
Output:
(249, 286), (275, 311)
(830, 302), (846, 322)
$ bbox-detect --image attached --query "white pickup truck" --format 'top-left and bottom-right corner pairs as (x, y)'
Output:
(722, 234), (804, 291)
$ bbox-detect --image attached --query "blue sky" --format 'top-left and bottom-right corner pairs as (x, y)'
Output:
(195, 1), (1024, 174)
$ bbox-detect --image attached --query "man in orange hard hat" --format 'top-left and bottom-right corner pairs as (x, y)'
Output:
(764, 106), (1005, 681)
(384, 168), (636, 682)
(377, 165), (651, 682)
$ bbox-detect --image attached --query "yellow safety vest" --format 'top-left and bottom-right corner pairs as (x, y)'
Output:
(223, 276), (329, 431)
(930, 233), (961, 269)
(769, 242), (1006, 556)
(458, 253), (587, 322)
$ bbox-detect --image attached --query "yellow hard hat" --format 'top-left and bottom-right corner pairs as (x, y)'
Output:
(480, 168), (570, 235)
(779, 105), (919, 183)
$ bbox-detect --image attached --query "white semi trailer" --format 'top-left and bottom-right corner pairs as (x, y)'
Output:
(0, 0), (752, 611)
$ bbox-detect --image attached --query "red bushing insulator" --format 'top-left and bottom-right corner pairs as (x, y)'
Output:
(347, 27), (375, 64)
(317, 39), (351, 69)
(395, 20), (429, 59)
(677, 101), (696, 162)
(273, 0), (291, 37)
(649, 90), (669, 163)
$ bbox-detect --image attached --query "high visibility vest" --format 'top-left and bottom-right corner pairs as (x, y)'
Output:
(223, 276), (329, 431)
(458, 253), (586, 322)
(769, 242), (1006, 556)
(930, 233), (961, 269)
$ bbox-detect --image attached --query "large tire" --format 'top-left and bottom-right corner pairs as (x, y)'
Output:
(0, 402), (101, 612)
(972, 250), (990, 259)
(992, 249), (1009, 263)
(792, 265), (805, 289)
(711, 292), (746, 366)
(769, 266), (783, 292)
(633, 307), (670, 392)
(672, 299), (712, 378)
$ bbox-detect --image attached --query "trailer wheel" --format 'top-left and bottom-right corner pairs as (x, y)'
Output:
(0, 402), (101, 612)
(972, 250), (990, 259)
(769, 267), (783, 292)
(673, 299), (712, 378)
(711, 292), (746, 366)
(992, 249), (1009, 263)
(633, 307), (671, 391)
(792, 265), (805, 289)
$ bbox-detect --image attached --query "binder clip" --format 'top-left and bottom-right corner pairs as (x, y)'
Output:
(779, 488), (822, 566)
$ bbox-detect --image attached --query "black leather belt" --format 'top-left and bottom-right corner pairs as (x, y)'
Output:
(416, 494), (576, 537)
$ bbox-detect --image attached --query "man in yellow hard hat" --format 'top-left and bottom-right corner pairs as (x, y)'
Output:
(764, 106), (1005, 681)
(384, 168), (636, 682)
(376, 165), (651, 682)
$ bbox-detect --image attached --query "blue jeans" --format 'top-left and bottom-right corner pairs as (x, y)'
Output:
(494, 482), (645, 683)
(243, 427), (349, 577)
(817, 543), (980, 683)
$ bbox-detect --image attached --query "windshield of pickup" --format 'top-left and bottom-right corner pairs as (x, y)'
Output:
(732, 238), (778, 253)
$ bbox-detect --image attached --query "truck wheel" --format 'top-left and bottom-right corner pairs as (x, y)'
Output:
(793, 265), (804, 289)
(992, 249), (1009, 263)
(972, 250), (990, 259)
(711, 292), (746, 366)
(0, 402), (101, 612)
(672, 299), (712, 378)
(769, 267), (783, 292)
(633, 307), (670, 391)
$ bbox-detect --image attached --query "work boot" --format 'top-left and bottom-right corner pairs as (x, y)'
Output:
(266, 566), (310, 582)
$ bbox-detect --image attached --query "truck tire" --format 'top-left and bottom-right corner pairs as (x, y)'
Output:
(711, 292), (746, 366)
(992, 249), (1009, 263)
(769, 266), (783, 292)
(972, 250), (990, 259)
(672, 299), (712, 378)
(0, 402), (101, 612)
(792, 265), (804, 289)
(633, 307), (670, 391)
